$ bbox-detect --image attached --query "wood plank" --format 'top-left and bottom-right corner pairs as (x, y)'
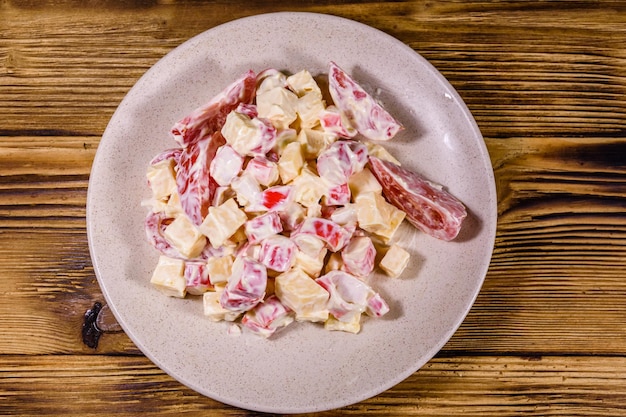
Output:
(1, 354), (626, 416)
(0, 136), (96, 226)
(1, 2), (625, 138)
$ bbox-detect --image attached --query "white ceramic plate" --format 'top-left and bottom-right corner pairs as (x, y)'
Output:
(87, 12), (496, 414)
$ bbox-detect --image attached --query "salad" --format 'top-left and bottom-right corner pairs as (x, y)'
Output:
(142, 61), (467, 338)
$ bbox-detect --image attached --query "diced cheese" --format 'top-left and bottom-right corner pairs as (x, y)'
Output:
(292, 164), (328, 207)
(325, 314), (361, 334)
(150, 255), (186, 298)
(296, 91), (325, 129)
(199, 198), (248, 248)
(257, 70), (287, 95)
(306, 203), (322, 219)
(274, 128), (298, 152)
(329, 203), (357, 225)
(230, 173), (261, 208)
(275, 268), (329, 322)
(354, 192), (389, 234)
(286, 69), (322, 97)
(162, 215), (207, 259)
(297, 128), (335, 159)
(256, 86), (298, 129)
(278, 141), (304, 183)
(292, 233), (325, 257)
(278, 201), (306, 232)
(295, 246), (327, 278)
(164, 190), (184, 218)
(379, 244), (410, 278)
(364, 141), (401, 165)
(146, 159), (177, 200)
(203, 291), (241, 322)
(221, 111), (261, 156)
(371, 205), (406, 243)
(348, 167), (382, 200)
(355, 191), (406, 243)
(205, 254), (234, 284)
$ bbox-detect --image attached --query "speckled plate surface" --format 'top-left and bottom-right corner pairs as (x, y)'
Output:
(87, 12), (496, 414)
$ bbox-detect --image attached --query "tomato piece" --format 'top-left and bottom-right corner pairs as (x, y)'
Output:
(149, 148), (181, 166)
(171, 70), (256, 148)
(176, 131), (225, 226)
(368, 156), (467, 241)
(220, 256), (267, 313)
(328, 61), (402, 141)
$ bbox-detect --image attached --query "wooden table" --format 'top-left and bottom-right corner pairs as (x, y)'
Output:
(2, 1), (626, 415)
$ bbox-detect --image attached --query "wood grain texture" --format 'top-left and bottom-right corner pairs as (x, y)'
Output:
(2, 0), (626, 414)
(2, 354), (626, 416)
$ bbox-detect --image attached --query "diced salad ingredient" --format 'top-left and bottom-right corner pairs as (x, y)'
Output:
(143, 62), (467, 338)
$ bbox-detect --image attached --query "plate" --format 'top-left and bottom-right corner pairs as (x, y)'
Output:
(87, 12), (496, 414)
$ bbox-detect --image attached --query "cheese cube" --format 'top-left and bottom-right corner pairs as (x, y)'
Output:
(292, 164), (328, 208)
(257, 70), (288, 95)
(371, 205), (406, 244)
(295, 246), (327, 278)
(256, 86), (298, 129)
(230, 173), (261, 208)
(274, 128), (298, 152)
(221, 111), (260, 156)
(275, 268), (330, 322)
(296, 91), (325, 129)
(199, 198), (248, 248)
(221, 110), (277, 157)
(205, 254), (234, 284)
(364, 141), (401, 165)
(329, 203), (357, 225)
(355, 192), (389, 234)
(297, 128), (334, 159)
(325, 314), (361, 334)
(278, 141), (304, 183)
(164, 190), (184, 218)
(147, 159), (177, 200)
(203, 291), (241, 322)
(348, 167), (382, 200)
(163, 215), (207, 259)
(278, 201), (306, 232)
(292, 233), (325, 257)
(150, 256), (186, 298)
(379, 244), (410, 278)
(286, 69), (322, 97)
